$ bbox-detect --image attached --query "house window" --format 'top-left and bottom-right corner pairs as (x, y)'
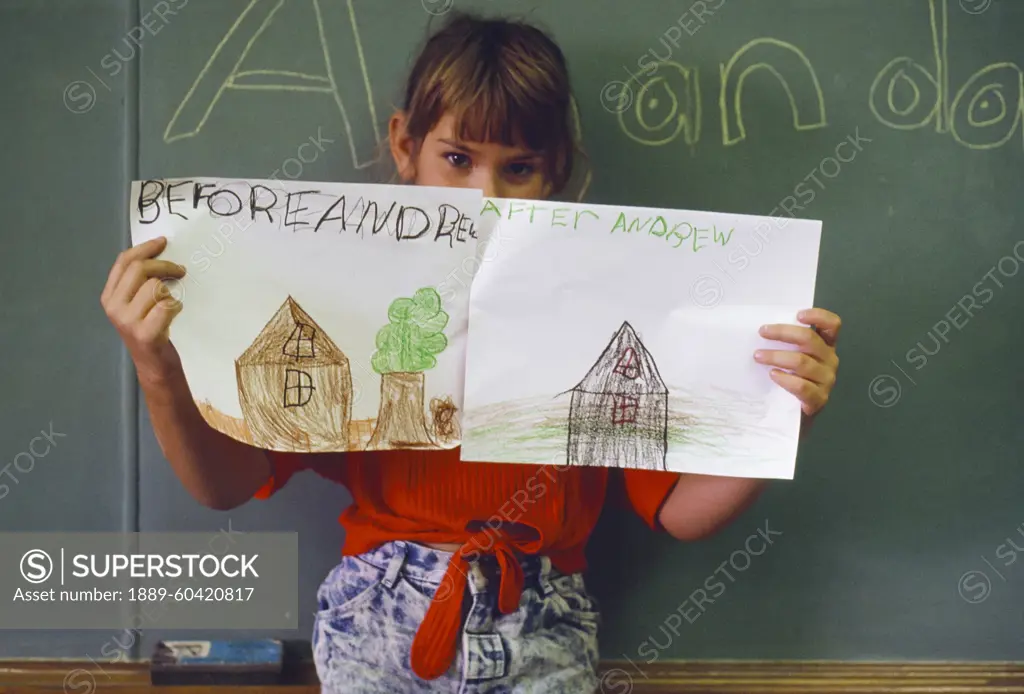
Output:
(613, 347), (640, 379)
(283, 324), (316, 359)
(284, 369), (315, 407)
(611, 394), (639, 424)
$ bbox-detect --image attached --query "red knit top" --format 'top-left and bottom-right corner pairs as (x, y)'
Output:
(254, 448), (679, 680)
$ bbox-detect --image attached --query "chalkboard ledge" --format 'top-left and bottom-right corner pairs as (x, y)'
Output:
(600, 660), (1024, 692)
(1, 659), (1023, 691)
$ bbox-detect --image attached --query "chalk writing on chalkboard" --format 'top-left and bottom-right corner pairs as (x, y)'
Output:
(870, 0), (1023, 151)
(163, 0), (380, 170)
(615, 38), (826, 149)
(569, 96), (593, 200)
(617, 61), (702, 149)
(719, 39), (827, 146)
(162, 0), (593, 199)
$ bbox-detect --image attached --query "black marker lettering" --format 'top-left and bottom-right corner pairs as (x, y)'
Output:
(369, 201), (396, 235)
(207, 188), (243, 217)
(435, 204), (461, 246)
(315, 195), (347, 233)
(356, 200), (384, 236)
(249, 184), (277, 222)
(192, 183), (216, 212)
(164, 180), (190, 220)
(284, 190), (319, 231)
(345, 197), (368, 232)
(454, 212), (471, 242)
(397, 205), (431, 241)
(137, 180), (164, 224)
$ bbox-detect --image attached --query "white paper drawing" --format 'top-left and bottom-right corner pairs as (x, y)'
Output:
(129, 177), (480, 452)
(460, 198), (822, 479)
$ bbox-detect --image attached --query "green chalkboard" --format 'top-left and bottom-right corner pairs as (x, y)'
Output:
(0, 0), (137, 658)
(1, 0), (1022, 664)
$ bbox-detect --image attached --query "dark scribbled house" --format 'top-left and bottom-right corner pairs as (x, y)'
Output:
(566, 321), (668, 470)
(236, 296), (352, 452)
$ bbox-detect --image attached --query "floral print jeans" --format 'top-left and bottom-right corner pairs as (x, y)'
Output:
(313, 540), (601, 693)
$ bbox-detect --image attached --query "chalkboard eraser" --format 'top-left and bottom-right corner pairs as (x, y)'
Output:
(150, 639), (284, 686)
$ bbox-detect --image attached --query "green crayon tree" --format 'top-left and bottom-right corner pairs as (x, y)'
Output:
(366, 287), (449, 449)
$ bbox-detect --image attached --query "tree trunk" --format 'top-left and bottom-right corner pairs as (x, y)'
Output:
(366, 372), (436, 450)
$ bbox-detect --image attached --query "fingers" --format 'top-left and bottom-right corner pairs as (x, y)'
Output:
(103, 256), (185, 348)
(758, 323), (832, 364)
(101, 237), (167, 306)
(797, 308), (841, 347)
(125, 276), (182, 325)
(109, 259), (185, 315)
(757, 308), (841, 418)
(768, 369), (828, 415)
(755, 349), (835, 388)
(139, 292), (184, 342)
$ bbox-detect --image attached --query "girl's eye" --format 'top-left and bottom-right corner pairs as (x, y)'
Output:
(506, 162), (535, 178)
(444, 152), (471, 168)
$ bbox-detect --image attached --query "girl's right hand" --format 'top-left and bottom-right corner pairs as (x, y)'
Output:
(101, 237), (187, 386)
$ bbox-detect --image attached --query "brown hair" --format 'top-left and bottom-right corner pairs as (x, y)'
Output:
(400, 11), (578, 194)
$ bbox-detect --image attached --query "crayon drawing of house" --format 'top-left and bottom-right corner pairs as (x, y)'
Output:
(566, 321), (668, 470)
(236, 296), (352, 452)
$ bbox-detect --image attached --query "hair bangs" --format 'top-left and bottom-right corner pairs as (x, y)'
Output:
(401, 12), (578, 193)
(443, 74), (557, 156)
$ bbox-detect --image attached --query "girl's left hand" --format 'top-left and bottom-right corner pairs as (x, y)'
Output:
(754, 308), (841, 417)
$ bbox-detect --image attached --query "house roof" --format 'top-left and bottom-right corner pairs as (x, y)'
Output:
(570, 321), (667, 395)
(237, 296), (348, 367)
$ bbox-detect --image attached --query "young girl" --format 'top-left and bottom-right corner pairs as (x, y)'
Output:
(101, 12), (840, 693)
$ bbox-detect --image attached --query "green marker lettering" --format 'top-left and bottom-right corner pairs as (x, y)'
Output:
(714, 226), (734, 245)
(693, 226), (709, 251)
(507, 201), (527, 219)
(574, 208), (599, 230)
(628, 216), (653, 234)
(666, 222), (691, 249)
(481, 199), (503, 217)
(610, 212), (627, 234)
(551, 207), (570, 228)
(649, 216), (668, 237)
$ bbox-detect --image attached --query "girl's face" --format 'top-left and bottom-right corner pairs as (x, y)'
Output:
(390, 112), (552, 201)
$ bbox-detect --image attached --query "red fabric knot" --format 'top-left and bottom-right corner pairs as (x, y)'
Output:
(409, 530), (525, 680)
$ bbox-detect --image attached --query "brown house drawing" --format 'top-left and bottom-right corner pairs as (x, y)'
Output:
(566, 321), (668, 471)
(236, 296), (352, 452)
